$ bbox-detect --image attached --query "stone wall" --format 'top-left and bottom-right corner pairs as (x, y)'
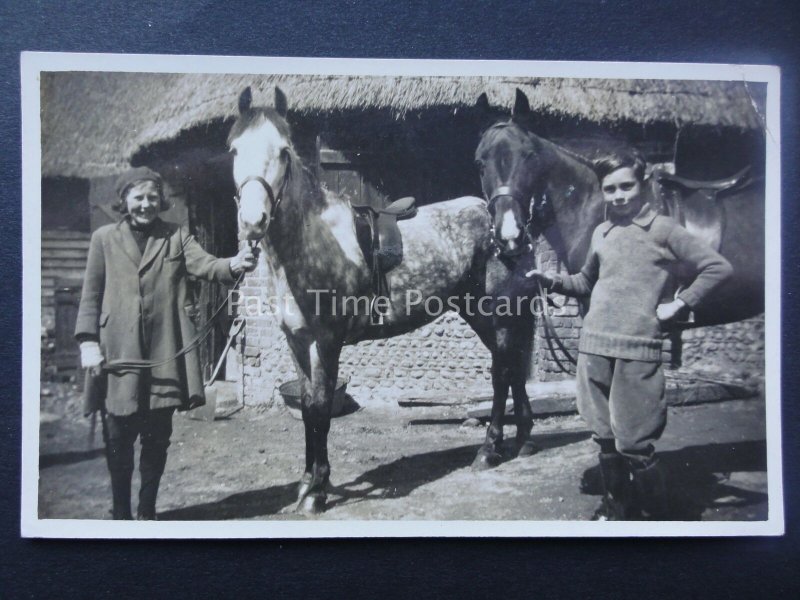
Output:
(680, 315), (765, 378)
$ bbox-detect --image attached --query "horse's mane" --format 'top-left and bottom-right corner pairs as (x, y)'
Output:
(286, 144), (325, 206)
(481, 119), (598, 182)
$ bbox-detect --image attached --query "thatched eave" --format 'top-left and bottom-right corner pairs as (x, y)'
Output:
(41, 72), (765, 179)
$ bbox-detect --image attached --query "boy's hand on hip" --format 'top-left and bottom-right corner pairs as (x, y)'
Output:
(657, 298), (687, 322)
(524, 269), (555, 289)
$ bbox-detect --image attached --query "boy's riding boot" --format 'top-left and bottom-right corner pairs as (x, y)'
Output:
(106, 439), (134, 520)
(593, 452), (635, 520)
(631, 457), (669, 520)
(137, 442), (169, 520)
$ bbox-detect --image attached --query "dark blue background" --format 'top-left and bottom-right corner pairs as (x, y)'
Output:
(2, 1), (797, 597)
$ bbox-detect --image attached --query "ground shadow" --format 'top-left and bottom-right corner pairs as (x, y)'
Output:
(156, 429), (590, 519)
(158, 481), (299, 520)
(579, 439), (768, 520)
(325, 429), (591, 509)
(39, 448), (105, 469)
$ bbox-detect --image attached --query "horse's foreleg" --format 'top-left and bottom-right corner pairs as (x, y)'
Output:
(472, 352), (509, 469)
(472, 329), (512, 470)
(462, 309), (507, 470)
(297, 340), (339, 514)
(511, 378), (537, 457)
(283, 334), (316, 503)
(511, 318), (538, 457)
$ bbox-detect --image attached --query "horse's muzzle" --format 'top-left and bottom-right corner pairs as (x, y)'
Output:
(239, 213), (269, 240)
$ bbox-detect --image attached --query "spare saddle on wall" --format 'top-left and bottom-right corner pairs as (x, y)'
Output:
(649, 165), (752, 253)
(351, 196), (418, 323)
(649, 165), (754, 326)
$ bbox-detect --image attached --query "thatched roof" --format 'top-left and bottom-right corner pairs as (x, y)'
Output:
(41, 72), (765, 178)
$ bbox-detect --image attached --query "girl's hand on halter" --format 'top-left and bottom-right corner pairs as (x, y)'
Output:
(230, 247), (258, 275)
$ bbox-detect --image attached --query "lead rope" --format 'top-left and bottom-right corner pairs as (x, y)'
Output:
(103, 270), (245, 372)
(533, 248), (578, 373)
(102, 240), (258, 372)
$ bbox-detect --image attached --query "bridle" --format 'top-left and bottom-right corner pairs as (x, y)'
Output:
(486, 184), (542, 256)
(234, 169), (289, 236)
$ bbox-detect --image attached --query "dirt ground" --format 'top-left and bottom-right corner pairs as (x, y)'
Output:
(37, 382), (768, 522)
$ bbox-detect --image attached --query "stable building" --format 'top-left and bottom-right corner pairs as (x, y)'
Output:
(40, 73), (765, 401)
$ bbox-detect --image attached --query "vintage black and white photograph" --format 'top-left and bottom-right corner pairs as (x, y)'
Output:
(21, 54), (782, 537)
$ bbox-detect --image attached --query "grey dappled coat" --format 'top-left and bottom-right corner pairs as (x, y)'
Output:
(75, 218), (235, 416)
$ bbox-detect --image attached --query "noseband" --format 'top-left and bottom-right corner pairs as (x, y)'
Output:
(486, 183), (555, 243)
(234, 173), (287, 234)
(487, 185), (514, 215)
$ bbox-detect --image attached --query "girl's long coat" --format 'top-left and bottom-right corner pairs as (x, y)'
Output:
(75, 218), (235, 416)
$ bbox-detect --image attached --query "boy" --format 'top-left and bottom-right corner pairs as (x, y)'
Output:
(527, 149), (732, 520)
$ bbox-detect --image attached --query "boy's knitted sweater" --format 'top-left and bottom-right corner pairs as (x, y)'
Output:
(551, 203), (733, 361)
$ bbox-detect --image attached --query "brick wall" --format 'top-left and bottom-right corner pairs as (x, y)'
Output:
(236, 260), (494, 406)
(236, 249), (764, 405)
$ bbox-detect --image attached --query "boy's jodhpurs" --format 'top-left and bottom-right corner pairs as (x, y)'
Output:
(576, 352), (666, 463)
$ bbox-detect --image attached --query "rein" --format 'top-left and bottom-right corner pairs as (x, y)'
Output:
(487, 181), (577, 374)
(536, 278), (578, 373)
(103, 267), (249, 372)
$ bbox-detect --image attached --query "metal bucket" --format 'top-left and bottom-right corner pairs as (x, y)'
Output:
(278, 378), (349, 418)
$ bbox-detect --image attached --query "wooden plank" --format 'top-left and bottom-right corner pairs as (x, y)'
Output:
(41, 260), (88, 271)
(42, 269), (85, 280)
(465, 379), (759, 420)
(41, 239), (91, 250)
(41, 249), (90, 260)
(41, 230), (91, 240)
(319, 148), (353, 165)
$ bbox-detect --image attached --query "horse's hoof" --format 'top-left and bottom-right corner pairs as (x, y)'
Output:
(297, 474), (313, 502)
(472, 450), (502, 470)
(517, 440), (541, 457)
(296, 494), (326, 515)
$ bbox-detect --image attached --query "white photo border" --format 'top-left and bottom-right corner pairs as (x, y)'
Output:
(21, 52), (783, 538)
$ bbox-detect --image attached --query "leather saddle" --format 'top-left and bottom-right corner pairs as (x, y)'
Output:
(351, 196), (417, 323)
(650, 165), (752, 252)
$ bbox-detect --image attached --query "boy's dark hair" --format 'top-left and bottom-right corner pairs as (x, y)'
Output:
(593, 148), (647, 183)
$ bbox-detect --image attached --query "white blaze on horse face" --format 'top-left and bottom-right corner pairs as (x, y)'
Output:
(499, 208), (521, 247)
(231, 119), (289, 234)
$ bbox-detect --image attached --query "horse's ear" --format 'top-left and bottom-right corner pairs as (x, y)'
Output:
(238, 87), (252, 114)
(512, 88), (531, 118)
(475, 92), (497, 132)
(476, 92), (490, 113)
(275, 87), (288, 118)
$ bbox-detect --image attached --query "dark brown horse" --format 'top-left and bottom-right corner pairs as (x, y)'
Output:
(475, 89), (765, 327)
(230, 87), (537, 513)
